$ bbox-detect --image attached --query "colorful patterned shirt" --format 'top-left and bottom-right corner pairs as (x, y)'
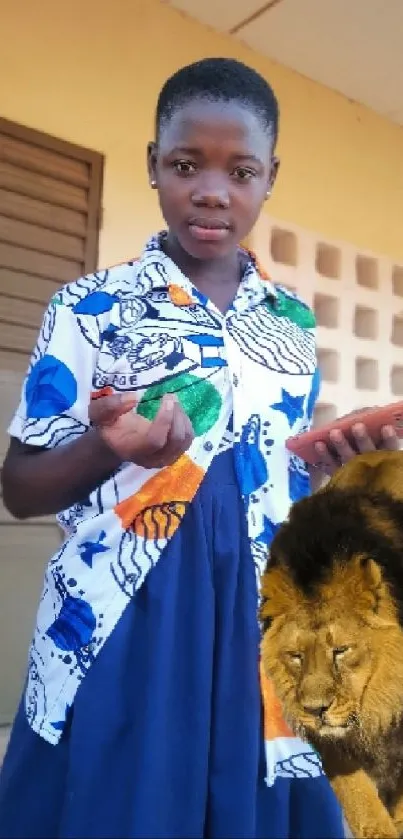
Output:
(9, 234), (320, 779)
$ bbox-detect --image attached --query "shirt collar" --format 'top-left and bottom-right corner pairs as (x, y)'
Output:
(136, 232), (277, 308)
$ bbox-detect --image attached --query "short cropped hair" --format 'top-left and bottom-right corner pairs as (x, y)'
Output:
(156, 57), (279, 146)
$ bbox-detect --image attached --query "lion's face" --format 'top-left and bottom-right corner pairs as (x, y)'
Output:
(261, 555), (403, 744)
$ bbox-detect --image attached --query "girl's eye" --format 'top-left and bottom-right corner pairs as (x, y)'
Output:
(233, 167), (255, 181)
(173, 161), (197, 175)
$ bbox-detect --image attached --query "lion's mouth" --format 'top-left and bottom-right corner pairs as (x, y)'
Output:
(317, 722), (351, 738)
(295, 715), (354, 740)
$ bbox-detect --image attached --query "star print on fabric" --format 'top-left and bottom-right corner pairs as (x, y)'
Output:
(271, 389), (305, 428)
(78, 530), (109, 568)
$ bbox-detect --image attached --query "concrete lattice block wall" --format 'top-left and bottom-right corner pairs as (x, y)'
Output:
(251, 215), (403, 425)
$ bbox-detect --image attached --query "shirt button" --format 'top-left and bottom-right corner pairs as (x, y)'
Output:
(233, 374), (239, 387)
(204, 441), (213, 452)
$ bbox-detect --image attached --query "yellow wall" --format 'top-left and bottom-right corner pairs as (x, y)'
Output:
(1, 0), (403, 266)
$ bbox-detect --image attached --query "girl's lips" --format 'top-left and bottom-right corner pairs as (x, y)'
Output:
(188, 224), (230, 242)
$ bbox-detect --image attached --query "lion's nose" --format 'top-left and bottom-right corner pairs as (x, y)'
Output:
(302, 701), (331, 718)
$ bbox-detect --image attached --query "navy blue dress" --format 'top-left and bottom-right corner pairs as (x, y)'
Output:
(0, 450), (344, 838)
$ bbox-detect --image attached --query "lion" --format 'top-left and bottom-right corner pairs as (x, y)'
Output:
(261, 450), (403, 839)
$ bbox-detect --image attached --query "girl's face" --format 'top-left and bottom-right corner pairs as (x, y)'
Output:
(148, 99), (278, 261)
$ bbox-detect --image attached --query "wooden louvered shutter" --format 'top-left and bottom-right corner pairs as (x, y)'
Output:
(0, 118), (103, 725)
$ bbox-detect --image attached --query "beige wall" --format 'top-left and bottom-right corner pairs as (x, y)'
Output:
(1, 0), (403, 270)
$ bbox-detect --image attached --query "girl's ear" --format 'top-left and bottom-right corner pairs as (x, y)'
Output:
(147, 141), (158, 188)
(268, 156), (280, 192)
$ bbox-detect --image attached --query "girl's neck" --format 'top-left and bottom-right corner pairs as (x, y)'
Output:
(162, 232), (243, 291)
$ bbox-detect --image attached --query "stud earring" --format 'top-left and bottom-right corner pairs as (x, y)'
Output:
(150, 180), (157, 189)
(265, 190), (271, 200)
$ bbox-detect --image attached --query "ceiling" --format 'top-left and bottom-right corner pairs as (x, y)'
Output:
(164, 0), (403, 125)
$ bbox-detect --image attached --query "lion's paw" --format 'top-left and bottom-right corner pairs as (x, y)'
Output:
(393, 818), (403, 838)
(355, 814), (398, 839)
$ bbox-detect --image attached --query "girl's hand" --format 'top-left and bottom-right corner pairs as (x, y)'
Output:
(89, 392), (194, 469)
(313, 409), (399, 477)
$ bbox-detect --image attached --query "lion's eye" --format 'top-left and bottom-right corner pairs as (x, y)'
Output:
(288, 652), (303, 665)
(333, 646), (350, 660)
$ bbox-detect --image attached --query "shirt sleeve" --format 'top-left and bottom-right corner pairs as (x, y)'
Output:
(8, 299), (99, 449)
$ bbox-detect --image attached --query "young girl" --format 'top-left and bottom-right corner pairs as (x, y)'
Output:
(0, 57), (398, 839)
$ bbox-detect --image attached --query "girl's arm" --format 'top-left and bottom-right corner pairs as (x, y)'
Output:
(1, 432), (121, 520)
